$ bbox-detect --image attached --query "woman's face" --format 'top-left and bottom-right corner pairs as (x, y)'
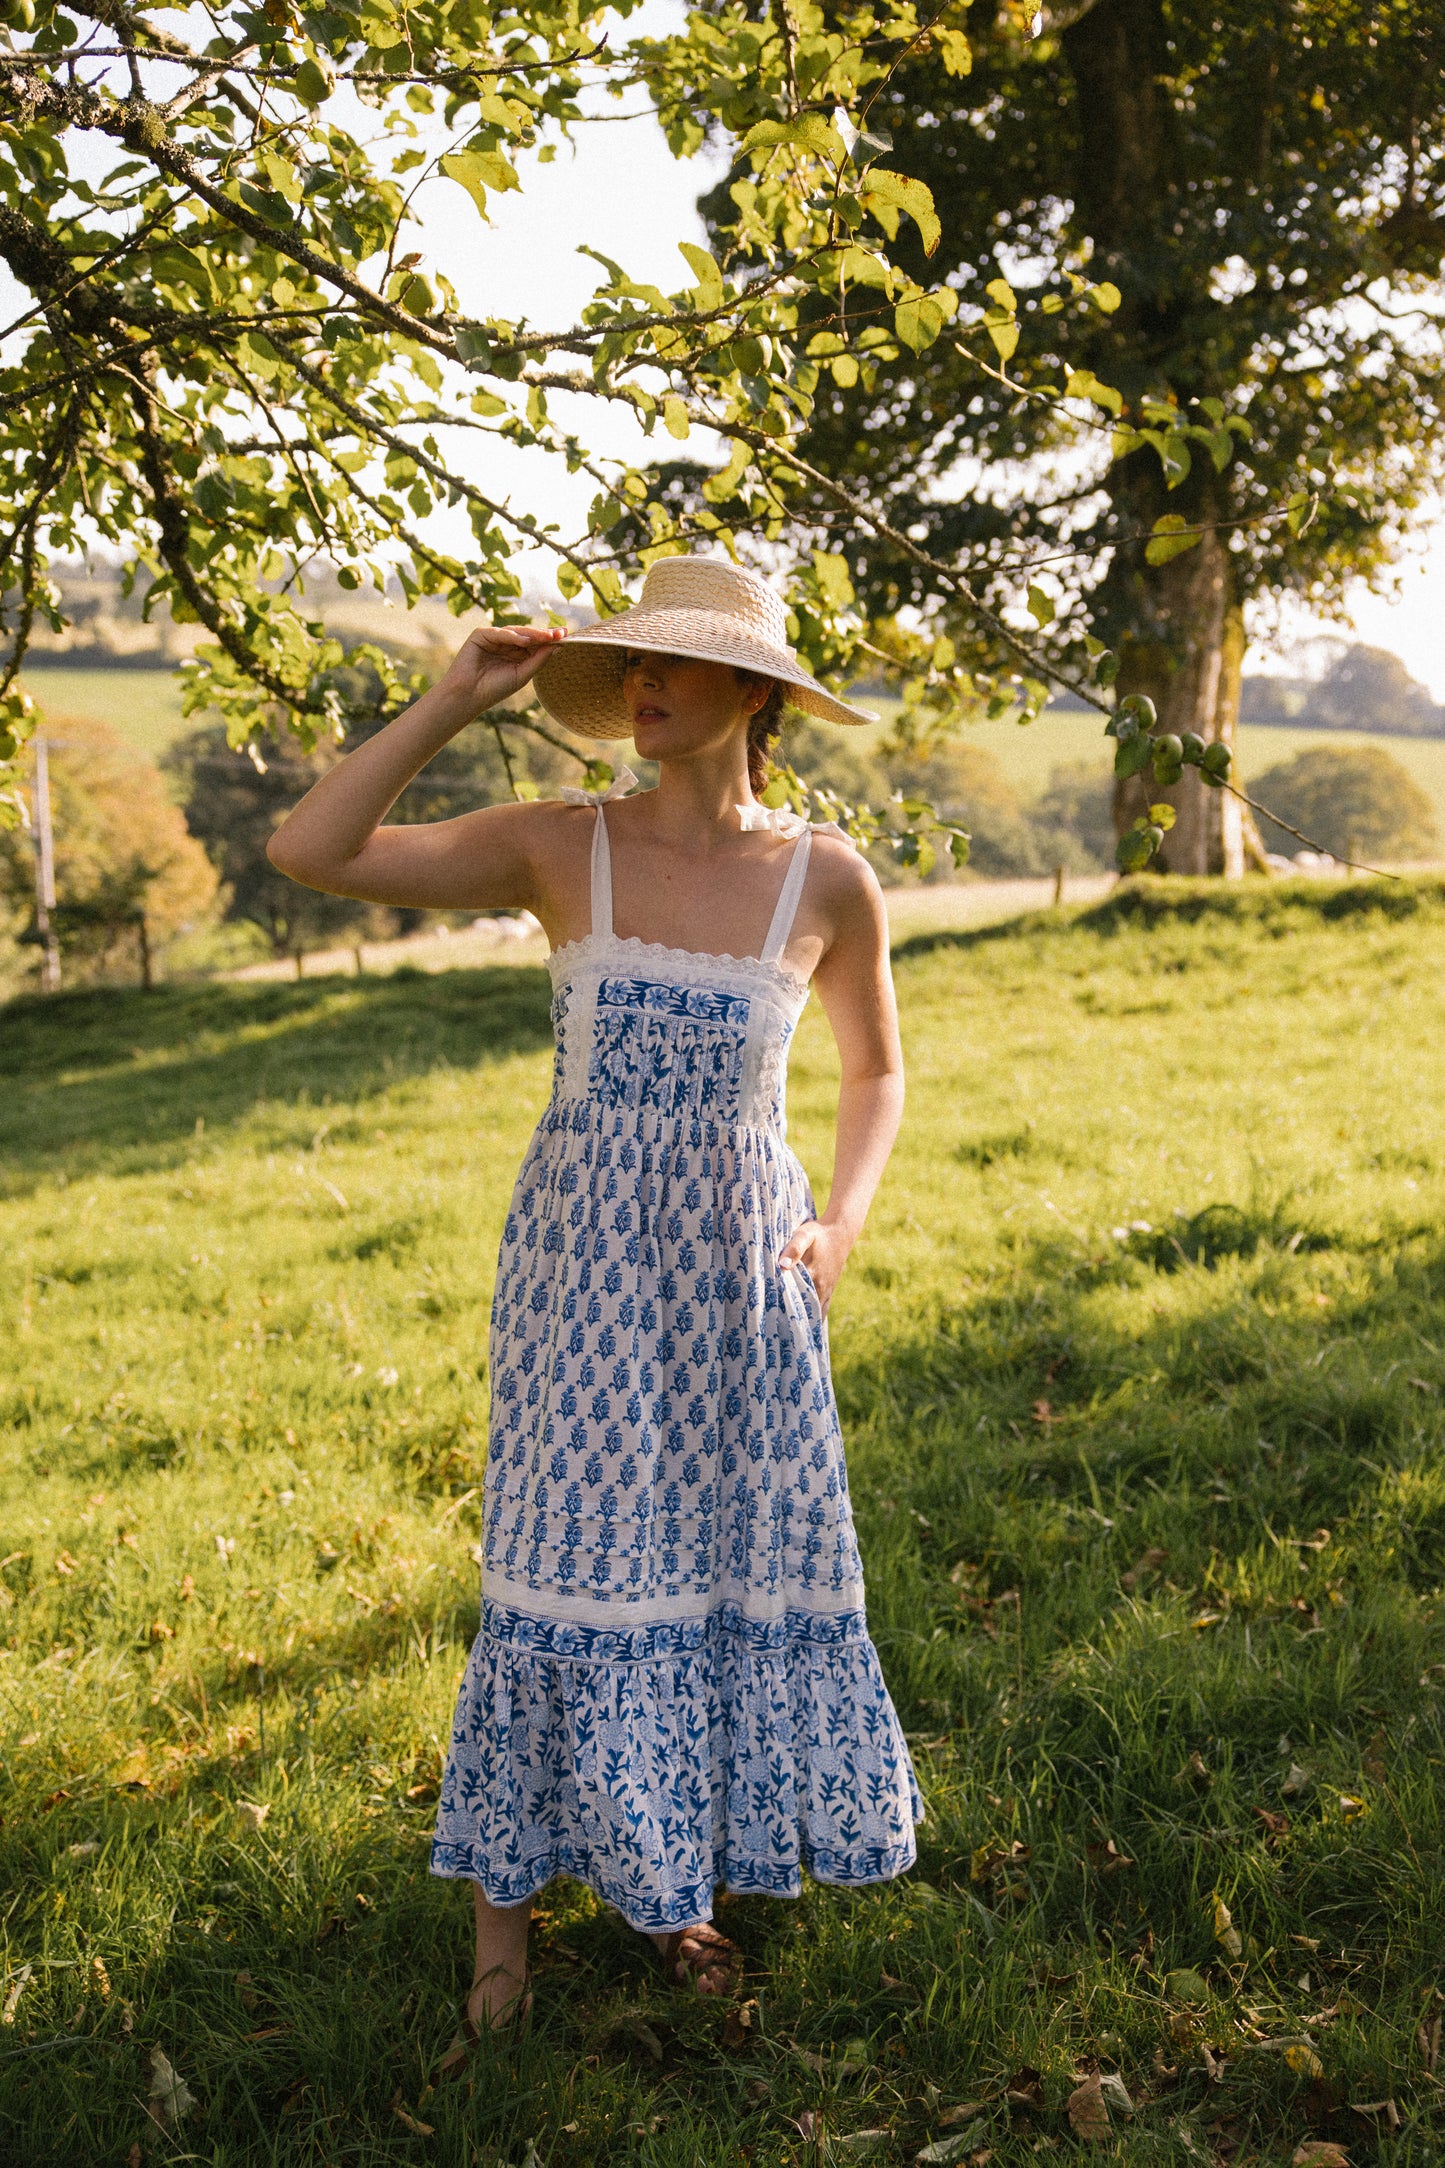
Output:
(621, 649), (767, 766)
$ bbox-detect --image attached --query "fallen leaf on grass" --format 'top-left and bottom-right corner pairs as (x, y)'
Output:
(1253, 1807), (1290, 1839)
(1201, 2044), (1227, 2083)
(1166, 1968), (1210, 2005)
(1282, 1762), (1312, 1798)
(147, 2046), (196, 2130)
(1418, 2015), (1441, 2072)
(1337, 1793), (1365, 1821)
(1003, 2067), (1044, 2108)
(1098, 2075), (1134, 2116)
(617, 2014), (664, 2063)
(833, 2133), (890, 2158)
(1177, 1751), (1213, 1788)
(236, 1802), (269, 1830)
(2, 1965), (33, 2024)
(938, 2103), (991, 2126)
(66, 1840), (99, 1859)
(792, 2109), (818, 2140)
(1284, 2045), (1325, 2078)
(1086, 1838), (1134, 1875)
(721, 1998), (757, 2049)
(394, 2104), (436, 2136)
(126, 2146), (142, 2168)
(1213, 1895), (1243, 1960)
(1066, 2074), (1110, 2144)
(1190, 1611), (1226, 1631)
(1292, 2146), (1348, 2166)
(917, 2128), (985, 2164)
(1350, 2100), (1400, 2131)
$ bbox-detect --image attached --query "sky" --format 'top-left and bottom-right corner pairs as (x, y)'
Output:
(3, 10), (1443, 697)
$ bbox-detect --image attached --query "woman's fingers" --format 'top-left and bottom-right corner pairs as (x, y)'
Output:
(778, 1222), (819, 1271)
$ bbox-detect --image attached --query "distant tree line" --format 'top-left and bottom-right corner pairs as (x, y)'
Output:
(1242, 645), (1445, 738)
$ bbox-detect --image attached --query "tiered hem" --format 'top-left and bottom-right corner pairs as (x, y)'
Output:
(430, 1599), (923, 1932)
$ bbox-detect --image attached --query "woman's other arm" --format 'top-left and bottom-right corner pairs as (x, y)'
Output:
(778, 847), (905, 1311)
(266, 624), (563, 911)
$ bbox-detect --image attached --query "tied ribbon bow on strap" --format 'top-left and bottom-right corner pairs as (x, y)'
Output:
(737, 802), (808, 839)
(737, 804), (856, 848)
(558, 766), (639, 807)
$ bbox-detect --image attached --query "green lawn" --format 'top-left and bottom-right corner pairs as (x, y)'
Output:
(3, 883), (1445, 2165)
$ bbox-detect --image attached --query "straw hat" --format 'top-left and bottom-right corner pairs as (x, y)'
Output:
(533, 557), (876, 739)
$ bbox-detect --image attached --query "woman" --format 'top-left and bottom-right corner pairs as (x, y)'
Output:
(268, 556), (921, 2041)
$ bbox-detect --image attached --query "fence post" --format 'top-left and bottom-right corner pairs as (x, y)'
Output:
(32, 734), (60, 994)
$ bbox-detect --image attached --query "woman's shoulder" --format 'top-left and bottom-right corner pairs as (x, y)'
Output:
(805, 825), (887, 933)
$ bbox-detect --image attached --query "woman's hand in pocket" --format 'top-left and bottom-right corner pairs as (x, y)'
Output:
(778, 1219), (855, 1314)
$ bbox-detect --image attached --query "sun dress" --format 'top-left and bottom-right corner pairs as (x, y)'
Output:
(430, 803), (923, 1930)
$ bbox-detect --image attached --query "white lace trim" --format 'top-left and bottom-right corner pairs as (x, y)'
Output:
(548, 931), (811, 1010)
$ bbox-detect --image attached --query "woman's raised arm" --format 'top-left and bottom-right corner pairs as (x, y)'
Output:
(266, 624), (563, 911)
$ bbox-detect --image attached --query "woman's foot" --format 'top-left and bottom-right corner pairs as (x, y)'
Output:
(466, 1961), (532, 2033)
(651, 1922), (738, 1995)
(438, 1964), (531, 2077)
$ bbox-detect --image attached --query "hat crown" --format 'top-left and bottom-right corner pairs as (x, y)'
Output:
(636, 558), (788, 648)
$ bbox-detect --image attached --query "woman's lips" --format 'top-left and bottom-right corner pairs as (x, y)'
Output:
(633, 705), (669, 720)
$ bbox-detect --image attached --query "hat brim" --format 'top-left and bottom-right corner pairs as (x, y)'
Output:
(533, 611), (876, 739)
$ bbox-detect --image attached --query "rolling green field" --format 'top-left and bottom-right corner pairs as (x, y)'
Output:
(21, 669), (189, 761)
(3, 882), (1445, 2166)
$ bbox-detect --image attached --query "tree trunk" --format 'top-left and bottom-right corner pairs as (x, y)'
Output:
(1063, 0), (1259, 878)
(1112, 533), (1267, 875)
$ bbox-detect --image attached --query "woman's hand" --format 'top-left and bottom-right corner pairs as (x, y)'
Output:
(778, 1219), (856, 1314)
(432, 623), (566, 726)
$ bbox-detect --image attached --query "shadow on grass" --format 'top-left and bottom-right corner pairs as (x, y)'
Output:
(0, 965), (554, 1183)
(892, 869), (1445, 966)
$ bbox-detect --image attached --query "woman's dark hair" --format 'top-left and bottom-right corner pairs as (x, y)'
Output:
(741, 676), (788, 794)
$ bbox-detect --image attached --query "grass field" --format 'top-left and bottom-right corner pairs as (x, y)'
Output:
(3, 881), (1445, 2166)
(21, 669), (189, 762)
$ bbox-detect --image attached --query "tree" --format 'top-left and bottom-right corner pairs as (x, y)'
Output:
(735, 0), (1445, 873)
(0, 712), (216, 988)
(165, 703), (572, 960)
(1251, 745), (1439, 863)
(0, 0), (1253, 883)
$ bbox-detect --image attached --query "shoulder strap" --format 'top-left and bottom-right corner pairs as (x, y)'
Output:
(590, 805), (614, 941)
(761, 828), (813, 964)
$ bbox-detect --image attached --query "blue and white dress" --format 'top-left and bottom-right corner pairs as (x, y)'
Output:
(431, 805), (922, 1930)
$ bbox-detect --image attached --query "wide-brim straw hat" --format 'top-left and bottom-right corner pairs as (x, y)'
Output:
(533, 557), (876, 739)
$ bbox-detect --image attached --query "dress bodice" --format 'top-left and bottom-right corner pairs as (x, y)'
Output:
(546, 809), (813, 1135)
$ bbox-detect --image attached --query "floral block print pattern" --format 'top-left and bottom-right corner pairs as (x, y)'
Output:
(432, 1601), (923, 1930)
(432, 824), (922, 1931)
(589, 976), (749, 1122)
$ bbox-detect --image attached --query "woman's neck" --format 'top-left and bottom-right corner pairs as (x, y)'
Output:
(644, 746), (755, 847)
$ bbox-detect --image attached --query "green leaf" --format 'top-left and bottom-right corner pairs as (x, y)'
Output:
(237, 332), (281, 381)
(985, 277), (1016, 312)
(742, 114), (846, 163)
(896, 292), (952, 353)
(860, 171), (941, 258)
(677, 242), (724, 312)
(1114, 732), (1154, 779)
(984, 310), (1019, 361)
(937, 27), (972, 75)
(1116, 823), (1158, 873)
(1026, 583), (1055, 627)
(811, 550), (855, 610)
(1064, 369), (1123, 418)
(1148, 802), (1177, 831)
(1145, 514), (1204, 566)
(662, 396), (691, 440)
(556, 561), (582, 600)
(439, 150), (521, 220)
(1089, 280), (1122, 312)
